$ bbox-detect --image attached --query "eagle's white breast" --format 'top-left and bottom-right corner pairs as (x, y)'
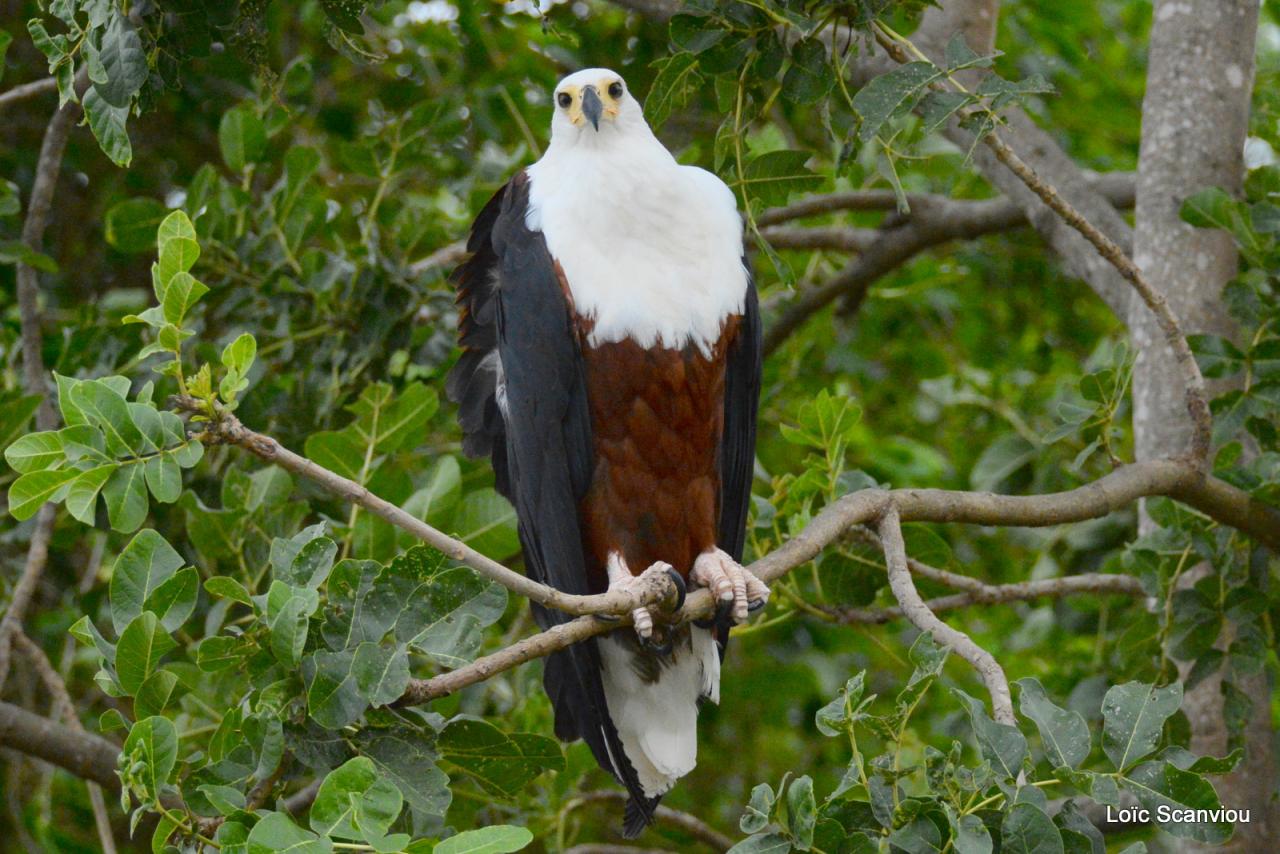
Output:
(525, 133), (748, 354)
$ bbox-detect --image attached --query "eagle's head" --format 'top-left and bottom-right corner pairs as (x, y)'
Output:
(550, 68), (645, 142)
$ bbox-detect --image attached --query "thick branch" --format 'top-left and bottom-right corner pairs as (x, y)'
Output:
(879, 504), (1015, 724)
(0, 77), (58, 112)
(397, 460), (1278, 706)
(0, 701), (121, 792)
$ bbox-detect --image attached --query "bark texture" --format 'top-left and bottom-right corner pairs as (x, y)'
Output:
(1130, 2), (1276, 849)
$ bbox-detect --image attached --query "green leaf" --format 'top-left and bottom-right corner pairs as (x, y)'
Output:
(1122, 761), (1231, 843)
(303, 430), (365, 483)
(322, 559), (399, 650)
(219, 106), (267, 172)
(645, 52), (700, 129)
(782, 38), (833, 105)
(1189, 334), (1247, 379)
(438, 718), (564, 799)
(122, 716), (179, 800)
(303, 649), (367, 729)
(1016, 678), (1090, 769)
(161, 271), (210, 325)
(65, 463), (116, 523)
(727, 833), (792, 854)
(740, 150), (823, 207)
(267, 580), (319, 666)
(116, 611), (177, 695)
(134, 669), (179, 719)
(0, 239), (59, 271)
(433, 826), (534, 854)
(8, 468), (76, 520)
(786, 776), (816, 850)
(853, 62), (940, 142)
(279, 536), (338, 589)
(71, 379), (144, 457)
(740, 782), (774, 834)
(5, 430), (65, 473)
(148, 567), (198, 633)
(352, 642), (410, 707)
(83, 86), (132, 167)
(0, 395), (42, 455)
(222, 333), (257, 374)
(355, 729), (452, 825)
(455, 488), (519, 559)
(1101, 681), (1183, 771)
(105, 198), (168, 253)
(103, 463), (150, 531)
(110, 529), (185, 633)
(144, 454), (182, 504)
(1001, 803), (1064, 854)
(348, 382), (438, 454)
(310, 756), (403, 842)
(95, 11), (147, 107)
(205, 576), (253, 606)
(953, 688), (1027, 780)
(970, 433), (1037, 492)
(395, 562), (507, 667)
(246, 812), (332, 854)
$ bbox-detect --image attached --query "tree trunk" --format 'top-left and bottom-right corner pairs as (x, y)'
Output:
(1130, 2), (1276, 849)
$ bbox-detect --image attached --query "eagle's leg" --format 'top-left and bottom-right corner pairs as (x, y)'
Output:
(692, 548), (770, 624)
(606, 553), (682, 643)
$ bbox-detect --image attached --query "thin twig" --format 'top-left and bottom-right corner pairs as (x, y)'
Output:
(565, 791), (733, 852)
(878, 504), (1015, 724)
(833, 572), (1143, 625)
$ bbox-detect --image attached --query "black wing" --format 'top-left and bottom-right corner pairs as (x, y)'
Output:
(718, 270), (761, 562)
(708, 269), (762, 660)
(446, 172), (657, 828)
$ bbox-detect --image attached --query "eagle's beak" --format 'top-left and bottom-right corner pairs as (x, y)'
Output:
(581, 85), (603, 131)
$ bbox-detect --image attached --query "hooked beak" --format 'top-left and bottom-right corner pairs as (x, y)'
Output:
(581, 85), (603, 131)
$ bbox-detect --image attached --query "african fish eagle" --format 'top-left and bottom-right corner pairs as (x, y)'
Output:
(447, 67), (770, 837)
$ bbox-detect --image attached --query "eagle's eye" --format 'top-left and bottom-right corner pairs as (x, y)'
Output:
(557, 92), (572, 108)
(608, 81), (624, 99)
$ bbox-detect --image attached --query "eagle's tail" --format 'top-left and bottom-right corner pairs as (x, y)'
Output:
(623, 794), (660, 838)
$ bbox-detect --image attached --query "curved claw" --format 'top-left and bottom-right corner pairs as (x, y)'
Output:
(664, 566), (687, 612)
(747, 597), (767, 613)
(641, 633), (674, 656)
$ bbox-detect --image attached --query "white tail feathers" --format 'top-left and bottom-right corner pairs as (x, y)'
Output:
(598, 627), (721, 798)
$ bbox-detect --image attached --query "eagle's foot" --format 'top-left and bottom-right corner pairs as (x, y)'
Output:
(607, 557), (680, 643)
(692, 548), (770, 624)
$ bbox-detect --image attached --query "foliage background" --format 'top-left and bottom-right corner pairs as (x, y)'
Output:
(0, 0), (1278, 852)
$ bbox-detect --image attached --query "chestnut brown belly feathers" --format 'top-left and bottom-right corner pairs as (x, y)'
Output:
(578, 322), (739, 591)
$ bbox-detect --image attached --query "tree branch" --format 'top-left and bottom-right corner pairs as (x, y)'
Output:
(0, 701), (121, 792)
(0, 91), (81, 694)
(833, 572), (1143, 625)
(565, 790), (733, 852)
(878, 504), (1015, 724)
(0, 77), (58, 112)
(396, 459), (1277, 707)
(15, 632), (117, 854)
(174, 397), (681, 619)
